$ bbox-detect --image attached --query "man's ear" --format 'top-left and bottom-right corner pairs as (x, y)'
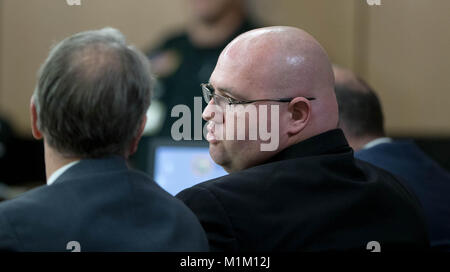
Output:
(30, 98), (43, 140)
(287, 97), (311, 136)
(128, 115), (147, 157)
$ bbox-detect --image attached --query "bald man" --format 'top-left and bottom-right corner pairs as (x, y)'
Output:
(177, 27), (429, 251)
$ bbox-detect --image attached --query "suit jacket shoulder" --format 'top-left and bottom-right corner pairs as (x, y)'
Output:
(356, 141), (450, 250)
(0, 157), (208, 252)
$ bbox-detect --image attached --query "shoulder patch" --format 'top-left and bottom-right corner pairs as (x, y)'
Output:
(149, 50), (181, 77)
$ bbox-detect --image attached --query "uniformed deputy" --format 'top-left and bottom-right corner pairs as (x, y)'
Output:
(132, 0), (258, 170)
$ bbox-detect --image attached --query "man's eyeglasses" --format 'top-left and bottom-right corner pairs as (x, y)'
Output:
(201, 83), (316, 107)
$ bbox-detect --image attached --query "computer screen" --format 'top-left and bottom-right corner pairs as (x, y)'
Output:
(150, 143), (227, 196)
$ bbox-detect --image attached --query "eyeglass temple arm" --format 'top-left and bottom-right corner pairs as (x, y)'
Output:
(232, 97), (316, 104)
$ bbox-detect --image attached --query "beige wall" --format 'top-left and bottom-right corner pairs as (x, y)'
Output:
(250, 0), (356, 70)
(0, 0), (189, 136)
(1, 0), (450, 137)
(355, 0), (450, 136)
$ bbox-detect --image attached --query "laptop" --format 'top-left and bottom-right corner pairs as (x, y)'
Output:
(147, 139), (227, 196)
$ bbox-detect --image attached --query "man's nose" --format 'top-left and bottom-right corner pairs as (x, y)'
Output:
(202, 100), (223, 123)
(202, 100), (215, 121)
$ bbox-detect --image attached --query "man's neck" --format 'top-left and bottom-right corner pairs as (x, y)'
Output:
(44, 143), (81, 180)
(187, 9), (246, 48)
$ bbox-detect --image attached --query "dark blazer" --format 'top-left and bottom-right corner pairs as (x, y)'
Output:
(0, 156), (208, 252)
(356, 140), (450, 250)
(177, 129), (429, 251)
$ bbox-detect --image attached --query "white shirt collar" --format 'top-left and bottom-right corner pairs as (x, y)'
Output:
(47, 161), (80, 186)
(362, 137), (393, 150)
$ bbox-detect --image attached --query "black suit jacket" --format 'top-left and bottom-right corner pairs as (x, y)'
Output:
(356, 141), (450, 250)
(0, 156), (208, 251)
(177, 129), (429, 251)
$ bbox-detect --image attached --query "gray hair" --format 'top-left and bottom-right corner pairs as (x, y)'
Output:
(33, 27), (152, 158)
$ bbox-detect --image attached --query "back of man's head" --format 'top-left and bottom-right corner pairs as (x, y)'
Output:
(333, 65), (385, 150)
(33, 27), (152, 158)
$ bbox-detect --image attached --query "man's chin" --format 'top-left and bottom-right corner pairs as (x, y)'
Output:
(209, 144), (228, 168)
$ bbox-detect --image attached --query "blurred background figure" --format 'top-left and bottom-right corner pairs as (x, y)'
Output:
(0, 118), (14, 186)
(146, 0), (257, 137)
(333, 65), (450, 251)
(132, 0), (259, 170)
(0, 117), (43, 201)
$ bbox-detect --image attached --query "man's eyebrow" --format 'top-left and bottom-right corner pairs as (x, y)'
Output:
(218, 88), (234, 97)
(210, 84), (239, 99)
